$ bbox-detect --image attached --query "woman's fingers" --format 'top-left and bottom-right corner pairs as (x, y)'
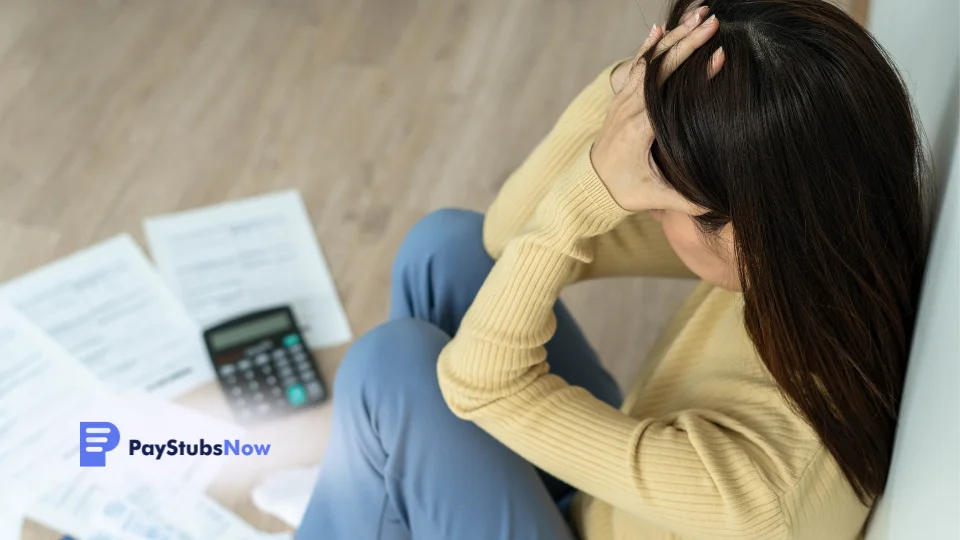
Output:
(627, 24), (664, 78)
(614, 24), (664, 100)
(654, 5), (709, 56)
(640, 23), (665, 58)
(658, 14), (721, 84)
(707, 46), (725, 79)
(677, 3), (706, 27)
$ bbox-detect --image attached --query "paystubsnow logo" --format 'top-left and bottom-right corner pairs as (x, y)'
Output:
(80, 421), (122, 467)
(129, 438), (271, 459)
(79, 421), (271, 467)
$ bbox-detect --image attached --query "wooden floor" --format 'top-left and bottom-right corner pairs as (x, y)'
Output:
(0, 0), (850, 537)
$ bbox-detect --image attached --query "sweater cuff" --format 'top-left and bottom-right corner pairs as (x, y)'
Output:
(539, 149), (633, 241)
(577, 148), (633, 222)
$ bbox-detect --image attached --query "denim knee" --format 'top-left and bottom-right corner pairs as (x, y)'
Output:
(392, 209), (485, 279)
(333, 318), (452, 406)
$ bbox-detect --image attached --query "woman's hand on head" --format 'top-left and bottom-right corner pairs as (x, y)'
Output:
(591, 7), (724, 213)
(610, 6), (711, 93)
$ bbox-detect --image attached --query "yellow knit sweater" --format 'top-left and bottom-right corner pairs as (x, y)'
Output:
(437, 62), (870, 540)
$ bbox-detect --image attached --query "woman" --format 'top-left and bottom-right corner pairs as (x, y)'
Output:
(297, 0), (927, 538)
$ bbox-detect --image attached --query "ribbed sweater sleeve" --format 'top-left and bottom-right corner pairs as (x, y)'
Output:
(437, 150), (787, 539)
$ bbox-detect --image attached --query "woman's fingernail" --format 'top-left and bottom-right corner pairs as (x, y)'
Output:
(704, 14), (718, 25)
(712, 46), (724, 69)
(686, 11), (701, 28)
(648, 24), (659, 38)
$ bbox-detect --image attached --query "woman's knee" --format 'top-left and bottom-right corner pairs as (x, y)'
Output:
(392, 209), (486, 278)
(332, 318), (451, 405)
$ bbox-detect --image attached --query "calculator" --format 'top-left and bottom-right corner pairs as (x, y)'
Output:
(203, 306), (327, 424)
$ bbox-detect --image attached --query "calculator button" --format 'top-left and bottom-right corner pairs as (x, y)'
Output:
(306, 382), (323, 398)
(281, 375), (299, 387)
(282, 334), (301, 347)
(272, 349), (287, 360)
(253, 392), (264, 402)
(218, 364), (236, 376)
(244, 370), (256, 380)
(224, 374), (237, 385)
(286, 384), (308, 406)
(247, 380), (260, 391)
(255, 354), (271, 366)
(289, 343), (304, 353)
(230, 386), (243, 397)
(271, 387), (283, 397)
(260, 365), (273, 375)
(265, 375), (277, 385)
(278, 366), (294, 378)
(299, 371), (316, 382)
(238, 359), (253, 371)
(257, 403), (272, 415)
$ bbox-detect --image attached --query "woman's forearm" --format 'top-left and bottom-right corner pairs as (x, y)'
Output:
(439, 149), (629, 418)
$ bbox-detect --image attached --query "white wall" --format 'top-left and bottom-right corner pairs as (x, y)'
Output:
(864, 0), (960, 538)
(868, 0), (959, 196)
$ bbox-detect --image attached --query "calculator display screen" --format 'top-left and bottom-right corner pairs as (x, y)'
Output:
(208, 312), (294, 352)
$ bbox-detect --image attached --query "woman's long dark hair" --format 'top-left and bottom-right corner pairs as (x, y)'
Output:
(643, 0), (928, 503)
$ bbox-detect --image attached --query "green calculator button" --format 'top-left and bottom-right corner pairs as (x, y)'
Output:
(283, 334), (301, 347)
(286, 384), (308, 406)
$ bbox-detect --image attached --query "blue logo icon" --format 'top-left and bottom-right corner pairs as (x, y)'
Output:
(80, 422), (121, 467)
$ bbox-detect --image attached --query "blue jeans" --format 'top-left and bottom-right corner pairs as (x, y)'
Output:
(296, 209), (623, 540)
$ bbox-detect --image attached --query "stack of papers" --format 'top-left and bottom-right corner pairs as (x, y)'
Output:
(0, 234), (212, 397)
(3, 474), (300, 540)
(71, 481), (293, 540)
(0, 191), (347, 539)
(0, 282), (242, 538)
(0, 305), (110, 512)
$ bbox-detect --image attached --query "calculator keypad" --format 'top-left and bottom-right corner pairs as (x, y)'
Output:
(216, 333), (326, 422)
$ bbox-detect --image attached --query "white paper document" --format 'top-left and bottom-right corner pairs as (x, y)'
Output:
(27, 397), (245, 537)
(0, 234), (214, 398)
(85, 481), (292, 540)
(125, 484), (292, 540)
(0, 303), (108, 522)
(0, 508), (22, 540)
(251, 466), (319, 528)
(27, 476), (293, 540)
(144, 190), (352, 348)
